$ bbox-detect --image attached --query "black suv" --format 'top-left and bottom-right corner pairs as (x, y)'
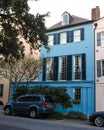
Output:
(3, 94), (54, 118)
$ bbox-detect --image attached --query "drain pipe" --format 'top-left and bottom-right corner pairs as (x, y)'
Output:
(94, 22), (98, 112)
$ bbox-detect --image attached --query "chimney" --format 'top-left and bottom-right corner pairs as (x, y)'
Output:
(91, 6), (100, 20)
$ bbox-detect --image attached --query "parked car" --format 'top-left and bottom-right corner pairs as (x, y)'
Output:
(3, 94), (54, 118)
(89, 111), (104, 127)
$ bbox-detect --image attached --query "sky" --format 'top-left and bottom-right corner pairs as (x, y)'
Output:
(28, 0), (104, 28)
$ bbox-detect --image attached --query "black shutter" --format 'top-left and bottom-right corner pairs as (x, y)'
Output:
(54, 33), (60, 45)
(42, 58), (46, 81)
(82, 54), (86, 80)
(54, 34), (56, 45)
(97, 60), (101, 77)
(53, 57), (58, 80)
(67, 31), (73, 43)
(67, 55), (72, 80)
(81, 28), (84, 41)
(97, 32), (101, 46)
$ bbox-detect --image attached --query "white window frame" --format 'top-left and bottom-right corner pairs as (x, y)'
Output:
(101, 32), (104, 46)
(46, 58), (53, 80)
(62, 13), (69, 25)
(74, 30), (81, 42)
(59, 56), (67, 80)
(74, 55), (82, 80)
(48, 35), (54, 46)
(73, 87), (81, 100)
(60, 32), (67, 44)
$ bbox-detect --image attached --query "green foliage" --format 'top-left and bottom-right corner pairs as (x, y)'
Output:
(47, 112), (65, 120)
(66, 111), (87, 120)
(0, 0), (48, 61)
(13, 85), (72, 108)
(43, 111), (87, 120)
(30, 86), (72, 108)
(13, 86), (28, 100)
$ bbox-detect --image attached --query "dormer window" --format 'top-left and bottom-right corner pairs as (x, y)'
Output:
(62, 12), (69, 26)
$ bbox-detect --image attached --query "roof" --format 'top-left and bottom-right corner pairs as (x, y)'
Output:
(47, 15), (93, 32)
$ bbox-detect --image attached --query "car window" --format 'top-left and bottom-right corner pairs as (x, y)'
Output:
(30, 96), (40, 102)
(17, 96), (28, 102)
(16, 96), (41, 102)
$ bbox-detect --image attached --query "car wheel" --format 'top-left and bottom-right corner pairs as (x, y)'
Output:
(4, 106), (11, 115)
(94, 116), (104, 127)
(29, 109), (37, 118)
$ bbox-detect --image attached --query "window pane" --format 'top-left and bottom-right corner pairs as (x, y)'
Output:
(74, 30), (80, 42)
(62, 13), (69, 25)
(0, 84), (3, 97)
(74, 88), (81, 100)
(60, 32), (67, 44)
(74, 55), (81, 80)
(48, 35), (54, 46)
(102, 60), (104, 76)
(101, 32), (104, 46)
(46, 58), (53, 80)
(60, 56), (67, 80)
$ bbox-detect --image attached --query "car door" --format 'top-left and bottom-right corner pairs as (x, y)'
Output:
(13, 96), (29, 113)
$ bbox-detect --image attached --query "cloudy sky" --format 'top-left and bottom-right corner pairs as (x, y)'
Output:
(28, 0), (104, 27)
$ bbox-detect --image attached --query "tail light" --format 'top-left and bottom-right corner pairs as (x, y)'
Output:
(41, 100), (46, 106)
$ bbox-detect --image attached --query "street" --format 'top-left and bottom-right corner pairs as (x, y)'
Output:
(0, 115), (104, 130)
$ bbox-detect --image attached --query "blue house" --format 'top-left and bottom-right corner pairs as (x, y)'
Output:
(10, 11), (95, 115)
(37, 11), (95, 115)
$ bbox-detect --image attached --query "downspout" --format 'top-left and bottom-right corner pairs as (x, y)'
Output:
(94, 23), (98, 112)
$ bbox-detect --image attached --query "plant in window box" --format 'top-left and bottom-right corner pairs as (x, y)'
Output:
(73, 99), (80, 104)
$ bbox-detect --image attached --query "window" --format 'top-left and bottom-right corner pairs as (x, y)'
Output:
(62, 13), (69, 25)
(74, 30), (81, 42)
(42, 54), (86, 81)
(60, 32), (67, 44)
(46, 58), (53, 80)
(97, 60), (104, 77)
(74, 55), (81, 80)
(97, 32), (104, 46)
(102, 60), (104, 76)
(73, 88), (81, 100)
(101, 32), (104, 46)
(48, 35), (54, 46)
(60, 56), (67, 80)
(30, 96), (40, 102)
(17, 96), (28, 102)
(0, 84), (3, 97)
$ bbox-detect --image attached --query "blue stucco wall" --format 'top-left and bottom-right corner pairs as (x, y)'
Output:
(39, 24), (94, 81)
(10, 80), (94, 115)
(38, 23), (95, 115)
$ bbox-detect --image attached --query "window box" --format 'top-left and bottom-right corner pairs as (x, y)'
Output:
(73, 99), (80, 104)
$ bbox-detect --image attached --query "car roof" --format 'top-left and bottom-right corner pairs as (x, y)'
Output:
(17, 94), (45, 98)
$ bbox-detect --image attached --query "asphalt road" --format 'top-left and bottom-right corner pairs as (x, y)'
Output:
(0, 115), (104, 130)
(0, 105), (104, 130)
(0, 124), (29, 130)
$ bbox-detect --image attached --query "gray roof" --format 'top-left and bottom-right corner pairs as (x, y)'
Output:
(47, 15), (93, 31)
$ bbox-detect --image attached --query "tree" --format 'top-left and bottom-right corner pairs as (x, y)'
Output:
(0, 56), (40, 88)
(0, 0), (48, 61)
(13, 86), (73, 109)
